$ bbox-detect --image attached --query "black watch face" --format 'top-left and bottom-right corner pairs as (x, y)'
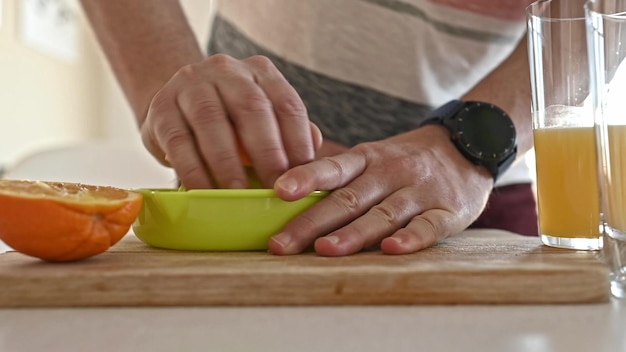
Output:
(454, 103), (517, 162)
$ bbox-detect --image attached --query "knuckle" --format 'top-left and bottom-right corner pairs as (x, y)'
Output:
(256, 144), (289, 171)
(273, 94), (307, 119)
(185, 99), (225, 126)
(149, 89), (173, 115)
(237, 92), (272, 116)
(207, 53), (237, 69)
(245, 55), (275, 71)
(290, 212), (319, 235)
(175, 64), (199, 81)
(288, 145), (315, 166)
(395, 156), (421, 173)
(140, 124), (157, 149)
(211, 149), (240, 165)
(320, 156), (346, 178)
(328, 187), (361, 215)
(160, 128), (191, 150)
(370, 203), (400, 226)
(412, 216), (440, 242)
(257, 143), (283, 157)
(352, 142), (379, 161)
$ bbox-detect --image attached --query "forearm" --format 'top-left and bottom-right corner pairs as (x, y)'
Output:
(80, 0), (205, 125)
(462, 35), (533, 155)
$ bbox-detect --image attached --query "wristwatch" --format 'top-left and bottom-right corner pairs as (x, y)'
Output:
(419, 100), (518, 182)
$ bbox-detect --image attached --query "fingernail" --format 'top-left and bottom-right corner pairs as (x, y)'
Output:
(387, 237), (403, 245)
(325, 235), (340, 244)
(271, 232), (292, 249)
(276, 176), (298, 193)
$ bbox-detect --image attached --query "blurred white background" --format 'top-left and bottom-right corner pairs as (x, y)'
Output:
(0, 0), (214, 175)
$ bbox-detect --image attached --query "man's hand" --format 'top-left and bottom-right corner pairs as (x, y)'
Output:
(269, 125), (494, 256)
(142, 54), (322, 189)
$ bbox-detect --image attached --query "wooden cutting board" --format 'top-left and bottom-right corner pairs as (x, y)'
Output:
(0, 229), (610, 307)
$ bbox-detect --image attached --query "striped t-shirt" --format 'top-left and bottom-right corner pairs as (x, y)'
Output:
(208, 0), (532, 186)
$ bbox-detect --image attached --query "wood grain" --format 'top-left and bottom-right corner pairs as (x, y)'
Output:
(0, 229), (610, 307)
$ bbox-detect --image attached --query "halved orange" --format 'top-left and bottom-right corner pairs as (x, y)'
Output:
(0, 179), (142, 262)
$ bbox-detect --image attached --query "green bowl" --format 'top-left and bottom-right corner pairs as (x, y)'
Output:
(132, 189), (328, 251)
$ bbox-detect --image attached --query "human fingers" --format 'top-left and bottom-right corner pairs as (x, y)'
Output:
(174, 70), (248, 189)
(245, 56), (316, 167)
(140, 121), (168, 167)
(269, 152), (376, 254)
(312, 188), (426, 256)
(144, 55), (322, 189)
(142, 86), (214, 189)
(271, 155), (454, 256)
(379, 208), (460, 254)
(213, 57), (289, 187)
(310, 122), (323, 152)
(314, 199), (466, 256)
(274, 150), (368, 201)
(271, 128), (493, 256)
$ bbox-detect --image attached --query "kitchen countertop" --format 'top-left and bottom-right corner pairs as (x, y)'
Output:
(1, 234), (625, 352)
(0, 301), (624, 352)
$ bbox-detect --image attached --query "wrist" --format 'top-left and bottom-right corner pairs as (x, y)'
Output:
(420, 124), (495, 186)
(419, 100), (518, 183)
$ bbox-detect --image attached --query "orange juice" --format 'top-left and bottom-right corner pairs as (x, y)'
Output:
(603, 125), (626, 231)
(533, 127), (600, 238)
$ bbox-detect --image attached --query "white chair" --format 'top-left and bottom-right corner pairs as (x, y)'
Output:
(2, 141), (178, 189)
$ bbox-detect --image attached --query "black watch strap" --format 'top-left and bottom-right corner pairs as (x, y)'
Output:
(418, 100), (465, 127)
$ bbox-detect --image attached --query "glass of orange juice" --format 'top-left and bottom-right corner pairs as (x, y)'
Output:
(527, 0), (602, 250)
(586, 0), (626, 298)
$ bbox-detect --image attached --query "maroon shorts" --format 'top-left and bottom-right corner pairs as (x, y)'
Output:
(468, 183), (539, 236)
